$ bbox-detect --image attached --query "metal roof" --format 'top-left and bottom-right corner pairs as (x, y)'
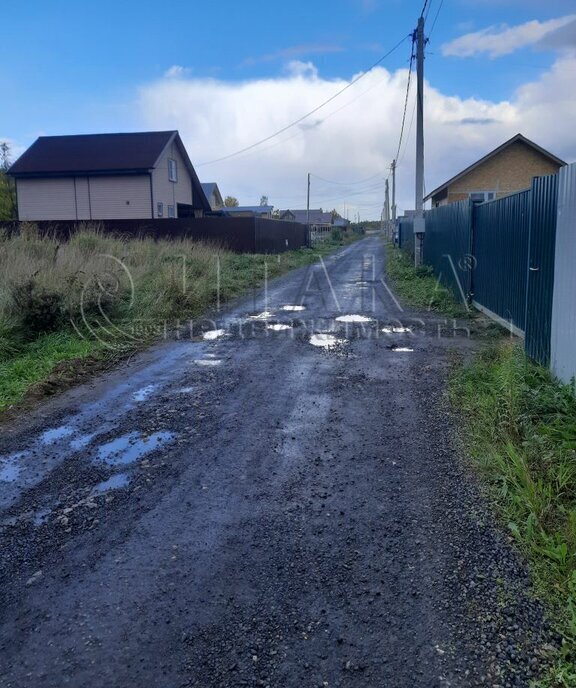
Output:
(281, 209), (332, 224)
(223, 206), (274, 213)
(424, 134), (567, 202)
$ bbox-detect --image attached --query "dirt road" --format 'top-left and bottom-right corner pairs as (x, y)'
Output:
(0, 237), (549, 687)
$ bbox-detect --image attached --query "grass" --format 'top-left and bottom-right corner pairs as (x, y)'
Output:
(0, 226), (355, 411)
(450, 342), (576, 686)
(385, 242), (469, 318)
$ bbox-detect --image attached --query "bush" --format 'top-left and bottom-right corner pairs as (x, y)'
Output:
(9, 280), (64, 338)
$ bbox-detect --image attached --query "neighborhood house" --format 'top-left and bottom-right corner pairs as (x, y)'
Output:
(424, 133), (565, 208)
(8, 130), (211, 221)
(201, 182), (224, 211)
(280, 209), (333, 233)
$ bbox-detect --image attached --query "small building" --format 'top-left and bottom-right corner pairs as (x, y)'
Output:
(424, 134), (566, 208)
(201, 182), (224, 211)
(223, 205), (274, 219)
(9, 130), (211, 221)
(279, 209), (333, 232)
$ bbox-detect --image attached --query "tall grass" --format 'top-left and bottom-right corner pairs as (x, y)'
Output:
(451, 343), (576, 686)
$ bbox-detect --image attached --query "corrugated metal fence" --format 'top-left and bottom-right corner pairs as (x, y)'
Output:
(398, 218), (415, 259)
(413, 169), (571, 371)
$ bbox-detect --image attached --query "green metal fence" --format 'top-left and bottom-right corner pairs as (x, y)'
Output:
(472, 190), (531, 334)
(423, 200), (472, 306)
(398, 218), (414, 259)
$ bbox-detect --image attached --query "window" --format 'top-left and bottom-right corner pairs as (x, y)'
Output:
(157, 202), (164, 217)
(469, 191), (495, 203)
(168, 205), (175, 218)
(168, 159), (178, 183)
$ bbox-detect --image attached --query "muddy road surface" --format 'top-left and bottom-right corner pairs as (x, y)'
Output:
(0, 237), (550, 687)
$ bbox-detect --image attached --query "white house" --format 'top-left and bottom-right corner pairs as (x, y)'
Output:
(9, 130), (211, 221)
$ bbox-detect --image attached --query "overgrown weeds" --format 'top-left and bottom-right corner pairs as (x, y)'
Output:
(451, 342), (576, 685)
(385, 243), (469, 318)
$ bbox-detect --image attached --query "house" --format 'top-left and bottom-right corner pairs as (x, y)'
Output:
(223, 205), (274, 219)
(424, 134), (566, 208)
(8, 130), (211, 221)
(279, 209), (333, 232)
(201, 182), (224, 211)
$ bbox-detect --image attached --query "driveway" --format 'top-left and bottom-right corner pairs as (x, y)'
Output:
(0, 236), (548, 687)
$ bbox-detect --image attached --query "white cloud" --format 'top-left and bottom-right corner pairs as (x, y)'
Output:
(137, 56), (576, 217)
(442, 14), (576, 58)
(164, 65), (191, 79)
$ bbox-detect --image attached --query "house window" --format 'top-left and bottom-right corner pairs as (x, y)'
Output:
(168, 159), (178, 183)
(168, 205), (175, 218)
(157, 202), (164, 217)
(469, 191), (495, 203)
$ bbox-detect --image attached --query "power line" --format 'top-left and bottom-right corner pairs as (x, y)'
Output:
(420, 0), (430, 19)
(197, 33), (411, 167)
(393, 36), (416, 164)
(429, 0), (444, 38)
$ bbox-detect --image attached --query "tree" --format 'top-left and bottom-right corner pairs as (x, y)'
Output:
(259, 195), (269, 206)
(0, 142), (16, 221)
(330, 208), (342, 221)
(224, 196), (239, 207)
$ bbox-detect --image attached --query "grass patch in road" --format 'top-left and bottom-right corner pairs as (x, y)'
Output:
(0, 229), (354, 412)
(385, 242), (469, 318)
(451, 342), (576, 686)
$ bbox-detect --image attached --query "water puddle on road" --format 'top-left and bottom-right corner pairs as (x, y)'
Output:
(382, 326), (413, 334)
(248, 311), (274, 320)
(133, 385), (157, 402)
(95, 431), (175, 466)
(33, 507), (52, 526)
(203, 329), (226, 341)
(91, 473), (131, 495)
(192, 359), (223, 367)
(40, 425), (75, 445)
(335, 314), (374, 323)
(0, 453), (26, 482)
(391, 347), (414, 352)
(310, 334), (347, 349)
(175, 386), (196, 394)
(70, 432), (100, 450)
(267, 324), (292, 332)
(282, 305), (306, 312)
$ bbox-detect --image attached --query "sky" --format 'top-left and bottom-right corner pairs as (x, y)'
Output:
(2, 0), (575, 218)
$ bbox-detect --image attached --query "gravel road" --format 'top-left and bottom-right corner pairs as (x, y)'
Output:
(0, 236), (552, 687)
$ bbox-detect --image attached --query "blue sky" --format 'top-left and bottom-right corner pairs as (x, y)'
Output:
(2, 0), (575, 216)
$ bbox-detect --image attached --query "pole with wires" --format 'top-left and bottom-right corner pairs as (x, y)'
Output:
(391, 160), (397, 223)
(414, 15), (426, 266)
(306, 172), (311, 245)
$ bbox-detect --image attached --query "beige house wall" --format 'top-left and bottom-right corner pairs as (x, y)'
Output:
(433, 140), (562, 206)
(151, 141), (193, 218)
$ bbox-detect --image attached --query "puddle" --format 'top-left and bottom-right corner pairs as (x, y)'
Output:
(193, 359), (223, 367)
(175, 386), (196, 394)
(203, 329), (226, 341)
(0, 453), (25, 483)
(133, 385), (157, 402)
(335, 314), (374, 323)
(33, 507), (52, 526)
(248, 311), (274, 320)
(382, 326), (413, 334)
(40, 425), (75, 445)
(310, 334), (347, 349)
(282, 305), (306, 312)
(96, 431), (175, 466)
(391, 347), (414, 352)
(70, 432), (100, 450)
(91, 473), (131, 495)
(267, 324), (292, 332)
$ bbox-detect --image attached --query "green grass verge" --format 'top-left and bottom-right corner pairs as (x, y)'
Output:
(385, 242), (469, 318)
(450, 342), (576, 686)
(0, 237), (352, 412)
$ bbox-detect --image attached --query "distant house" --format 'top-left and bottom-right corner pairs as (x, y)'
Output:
(8, 130), (211, 221)
(201, 182), (224, 211)
(223, 205), (274, 219)
(279, 209), (333, 232)
(424, 133), (566, 208)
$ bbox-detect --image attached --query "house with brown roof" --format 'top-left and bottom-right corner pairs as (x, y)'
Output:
(8, 131), (211, 221)
(424, 134), (566, 208)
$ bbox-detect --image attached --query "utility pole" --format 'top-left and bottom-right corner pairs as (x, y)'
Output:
(384, 178), (390, 222)
(391, 159), (397, 222)
(414, 15), (426, 265)
(306, 172), (311, 228)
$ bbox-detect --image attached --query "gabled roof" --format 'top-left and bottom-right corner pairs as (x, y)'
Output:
(9, 130), (211, 212)
(223, 205), (274, 214)
(424, 133), (566, 202)
(281, 209), (332, 224)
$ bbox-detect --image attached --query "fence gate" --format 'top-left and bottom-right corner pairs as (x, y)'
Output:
(524, 174), (559, 366)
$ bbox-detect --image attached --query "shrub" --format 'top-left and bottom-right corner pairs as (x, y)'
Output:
(9, 280), (64, 338)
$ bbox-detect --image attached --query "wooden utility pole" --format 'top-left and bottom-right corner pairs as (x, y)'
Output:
(306, 172), (311, 228)
(414, 15), (426, 265)
(384, 178), (390, 222)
